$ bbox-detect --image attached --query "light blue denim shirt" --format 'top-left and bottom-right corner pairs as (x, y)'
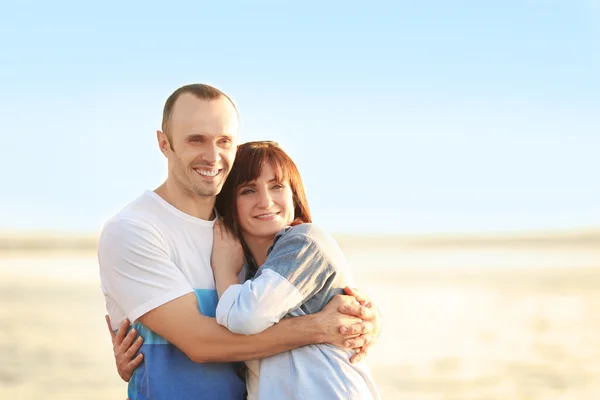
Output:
(216, 223), (381, 400)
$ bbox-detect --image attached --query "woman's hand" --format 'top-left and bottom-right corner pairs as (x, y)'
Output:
(105, 315), (144, 382)
(211, 220), (245, 276)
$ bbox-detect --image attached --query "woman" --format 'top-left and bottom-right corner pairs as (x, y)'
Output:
(210, 141), (380, 399)
(108, 141), (381, 399)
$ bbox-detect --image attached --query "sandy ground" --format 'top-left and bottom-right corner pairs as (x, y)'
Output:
(1, 244), (599, 399)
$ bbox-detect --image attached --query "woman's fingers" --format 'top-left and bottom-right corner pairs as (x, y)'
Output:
(127, 353), (144, 370)
(124, 336), (144, 359)
(213, 220), (223, 240)
(114, 319), (131, 346)
(121, 327), (138, 353)
(105, 315), (116, 344)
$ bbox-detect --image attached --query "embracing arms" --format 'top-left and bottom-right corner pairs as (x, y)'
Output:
(100, 219), (381, 381)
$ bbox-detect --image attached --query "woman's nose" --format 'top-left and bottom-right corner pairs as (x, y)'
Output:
(257, 191), (274, 209)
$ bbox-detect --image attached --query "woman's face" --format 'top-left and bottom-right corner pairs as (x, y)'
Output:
(235, 162), (295, 241)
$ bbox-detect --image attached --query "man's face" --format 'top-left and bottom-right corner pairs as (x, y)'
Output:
(159, 94), (239, 197)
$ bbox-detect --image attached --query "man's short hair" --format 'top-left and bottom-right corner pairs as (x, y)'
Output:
(161, 83), (239, 135)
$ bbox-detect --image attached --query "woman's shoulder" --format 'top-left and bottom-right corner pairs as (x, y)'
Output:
(275, 223), (339, 251)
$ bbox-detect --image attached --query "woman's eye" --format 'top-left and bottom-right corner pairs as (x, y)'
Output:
(271, 184), (284, 190)
(240, 189), (255, 195)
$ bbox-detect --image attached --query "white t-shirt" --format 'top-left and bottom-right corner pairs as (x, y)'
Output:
(98, 190), (246, 399)
(99, 190), (221, 325)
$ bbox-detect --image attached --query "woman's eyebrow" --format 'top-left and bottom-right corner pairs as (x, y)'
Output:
(238, 182), (256, 189)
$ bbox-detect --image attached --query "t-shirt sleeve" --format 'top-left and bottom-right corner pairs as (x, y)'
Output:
(215, 233), (335, 335)
(98, 218), (194, 323)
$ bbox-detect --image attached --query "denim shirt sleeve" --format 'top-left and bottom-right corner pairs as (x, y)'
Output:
(215, 229), (336, 335)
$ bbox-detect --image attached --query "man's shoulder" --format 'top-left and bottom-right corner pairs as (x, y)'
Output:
(99, 192), (165, 246)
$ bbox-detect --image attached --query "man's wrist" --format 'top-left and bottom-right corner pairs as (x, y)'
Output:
(286, 313), (326, 345)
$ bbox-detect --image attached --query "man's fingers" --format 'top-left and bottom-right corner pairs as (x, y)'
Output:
(360, 333), (374, 348)
(340, 321), (374, 336)
(350, 346), (369, 364)
(114, 319), (130, 345)
(343, 286), (369, 303)
(105, 315), (116, 343)
(344, 333), (373, 350)
(343, 335), (367, 349)
(124, 336), (143, 359)
(361, 340), (374, 354)
(339, 303), (375, 320)
(352, 339), (374, 364)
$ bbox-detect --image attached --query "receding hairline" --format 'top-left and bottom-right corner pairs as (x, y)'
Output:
(161, 83), (239, 133)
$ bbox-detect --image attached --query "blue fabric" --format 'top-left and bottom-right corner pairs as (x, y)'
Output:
(127, 289), (246, 400)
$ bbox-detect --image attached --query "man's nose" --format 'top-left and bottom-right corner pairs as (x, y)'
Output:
(203, 143), (221, 164)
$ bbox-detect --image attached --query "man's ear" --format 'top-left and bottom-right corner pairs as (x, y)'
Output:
(157, 130), (171, 156)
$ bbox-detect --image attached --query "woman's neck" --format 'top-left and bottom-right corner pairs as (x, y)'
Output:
(242, 235), (275, 267)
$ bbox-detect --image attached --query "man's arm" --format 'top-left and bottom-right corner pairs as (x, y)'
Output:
(213, 233), (337, 336)
(108, 291), (375, 380)
(101, 218), (375, 376)
(137, 291), (365, 363)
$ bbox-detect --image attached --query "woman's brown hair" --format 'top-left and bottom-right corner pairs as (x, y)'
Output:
(215, 141), (312, 275)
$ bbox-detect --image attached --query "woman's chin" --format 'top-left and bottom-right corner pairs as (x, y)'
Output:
(242, 217), (295, 241)
(249, 224), (287, 239)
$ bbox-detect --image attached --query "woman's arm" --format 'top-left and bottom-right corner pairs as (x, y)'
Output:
(211, 222), (383, 358)
(105, 292), (373, 381)
(210, 220), (246, 298)
(214, 230), (336, 335)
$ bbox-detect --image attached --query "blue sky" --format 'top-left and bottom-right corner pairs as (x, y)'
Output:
(0, 1), (598, 234)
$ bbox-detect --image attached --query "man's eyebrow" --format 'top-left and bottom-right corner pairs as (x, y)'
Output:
(184, 133), (206, 141)
(184, 133), (234, 140)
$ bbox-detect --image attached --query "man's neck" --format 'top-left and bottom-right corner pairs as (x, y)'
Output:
(154, 180), (216, 221)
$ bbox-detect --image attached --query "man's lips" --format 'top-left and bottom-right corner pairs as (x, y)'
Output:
(194, 167), (222, 177)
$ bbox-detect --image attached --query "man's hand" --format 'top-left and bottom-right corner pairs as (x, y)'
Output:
(105, 315), (144, 382)
(313, 292), (378, 363)
(338, 286), (382, 364)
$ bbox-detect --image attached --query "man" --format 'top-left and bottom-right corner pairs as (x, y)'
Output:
(98, 84), (381, 399)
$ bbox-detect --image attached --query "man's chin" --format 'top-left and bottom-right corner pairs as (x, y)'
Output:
(193, 188), (219, 197)
(193, 182), (225, 197)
